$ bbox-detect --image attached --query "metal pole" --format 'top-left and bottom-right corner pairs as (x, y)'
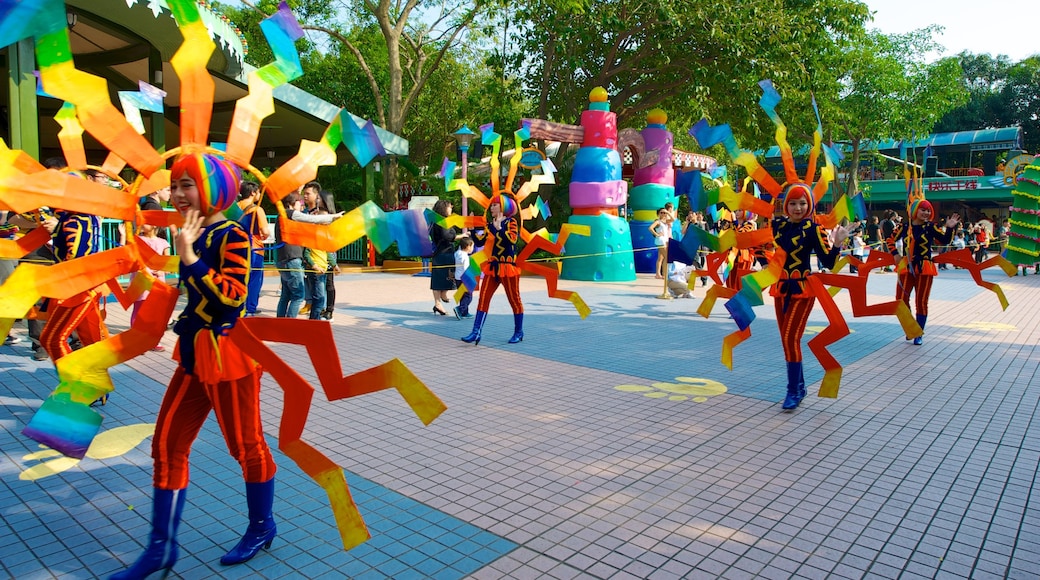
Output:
(460, 145), (469, 234)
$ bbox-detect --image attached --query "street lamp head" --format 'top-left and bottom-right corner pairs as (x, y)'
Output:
(453, 124), (476, 150)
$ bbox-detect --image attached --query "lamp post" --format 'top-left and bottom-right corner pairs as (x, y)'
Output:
(453, 124), (476, 230)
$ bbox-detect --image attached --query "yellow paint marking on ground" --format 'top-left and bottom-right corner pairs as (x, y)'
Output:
(614, 377), (727, 403)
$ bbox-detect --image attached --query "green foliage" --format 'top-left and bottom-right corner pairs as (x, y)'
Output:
(811, 28), (967, 194)
(935, 52), (1040, 153)
(509, 0), (871, 149)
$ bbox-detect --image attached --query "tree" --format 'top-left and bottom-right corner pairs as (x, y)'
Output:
(817, 28), (967, 196)
(235, 0), (498, 206)
(932, 52), (1012, 135)
(936, 52), (1040, 154)
(510, 0), (870, 137)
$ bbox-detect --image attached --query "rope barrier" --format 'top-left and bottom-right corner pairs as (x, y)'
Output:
(4, 237), (1021, 272)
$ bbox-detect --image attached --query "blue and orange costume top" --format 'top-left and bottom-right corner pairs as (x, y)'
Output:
(171, 219), (257, 382)
(483, 202), (521, 279)
(765, 185), (844, 411)
(891, 200), (952, 277)
(476, 194), (523, 314)
(769, 214), (840, 307)
(53, 210), (101, 261)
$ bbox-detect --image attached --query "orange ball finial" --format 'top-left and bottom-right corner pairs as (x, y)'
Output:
(646, 109), (667, 125)
(589, 87), (608, 103)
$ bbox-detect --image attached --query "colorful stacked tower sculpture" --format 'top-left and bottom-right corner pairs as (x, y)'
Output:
(628, 109), (677, 273)
(1006, 160), (1040, 271)
(560, 88), (637, 281)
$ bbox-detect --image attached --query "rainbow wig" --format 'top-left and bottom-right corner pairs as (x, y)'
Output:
(489, 193), (519, 219)
(909, 198), (933, 222)
(782, 182), (815, 218)
(170, 152), (241, 216)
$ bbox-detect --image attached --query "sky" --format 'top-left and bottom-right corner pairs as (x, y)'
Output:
(864, 0), (1037, 62)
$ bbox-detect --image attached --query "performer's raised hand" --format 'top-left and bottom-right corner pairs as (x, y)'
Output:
(176, 209), (203, 266)
(829, 223), (851, 247)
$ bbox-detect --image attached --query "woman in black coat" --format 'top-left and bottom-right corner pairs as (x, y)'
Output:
(429, 199), (456, 315)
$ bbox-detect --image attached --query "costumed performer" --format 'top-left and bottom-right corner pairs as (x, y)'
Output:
(891, 199), (958, 345)
(771, 184), (849, 409)
(462, 193), (524, 345)
(111, 152), (277, 580)
(40, 170), (110, 363)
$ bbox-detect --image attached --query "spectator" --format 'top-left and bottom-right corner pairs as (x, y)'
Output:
(974, 225), (989, 264)
(649, 208), (671, 279)
(667, 261), (694, 298)
(274, 192), (340, 318)
(428, 199), (456, 316)
(237, 181), (269, 317)
(452, 236), (475, 319)
(318, 191), (340, 321)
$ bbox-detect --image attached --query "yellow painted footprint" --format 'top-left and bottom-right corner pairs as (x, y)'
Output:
(952, 321), (1017, 332)
(20, 423), (156, 481)
(615, 377), (727, 403)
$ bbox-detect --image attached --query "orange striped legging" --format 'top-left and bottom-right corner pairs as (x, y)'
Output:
(896, 271), (934, 316)
(774, 295), (815, 363)
(40, 294), (109, 361)
(475, 274), (523, 314)
(152, 366), (276, 490)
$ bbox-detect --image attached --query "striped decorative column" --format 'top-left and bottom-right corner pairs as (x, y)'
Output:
(1006, 161), (1040, 269)
(561, 88), (636, 281)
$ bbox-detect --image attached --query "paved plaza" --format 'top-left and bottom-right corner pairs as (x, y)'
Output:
(2, 266), (1039, 579)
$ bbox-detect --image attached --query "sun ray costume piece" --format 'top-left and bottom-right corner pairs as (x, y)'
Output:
(442, 123), (592, 324)
(688, 80), (926, 404)
(0, 0), (445, 556)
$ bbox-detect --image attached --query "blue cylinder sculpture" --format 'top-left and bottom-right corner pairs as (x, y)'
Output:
(562, 214), (635, 281)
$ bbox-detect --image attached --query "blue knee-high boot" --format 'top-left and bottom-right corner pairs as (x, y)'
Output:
(220, 478), (277, 565)
(110, 488), (186, 580)
(781, 362), (805, 410)
(462, 311), (486, 345)
(508, 313), (524, 344)
(913, 314), (927, 345)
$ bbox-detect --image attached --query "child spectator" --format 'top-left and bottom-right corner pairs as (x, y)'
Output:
(952, 232), (966, 268)
(131, 223), (171, 351)
(667, 261), (694, 298)
(453, 236), (475, 319)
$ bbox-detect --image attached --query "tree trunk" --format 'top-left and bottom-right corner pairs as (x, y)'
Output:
(844, 138), (863, 198)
